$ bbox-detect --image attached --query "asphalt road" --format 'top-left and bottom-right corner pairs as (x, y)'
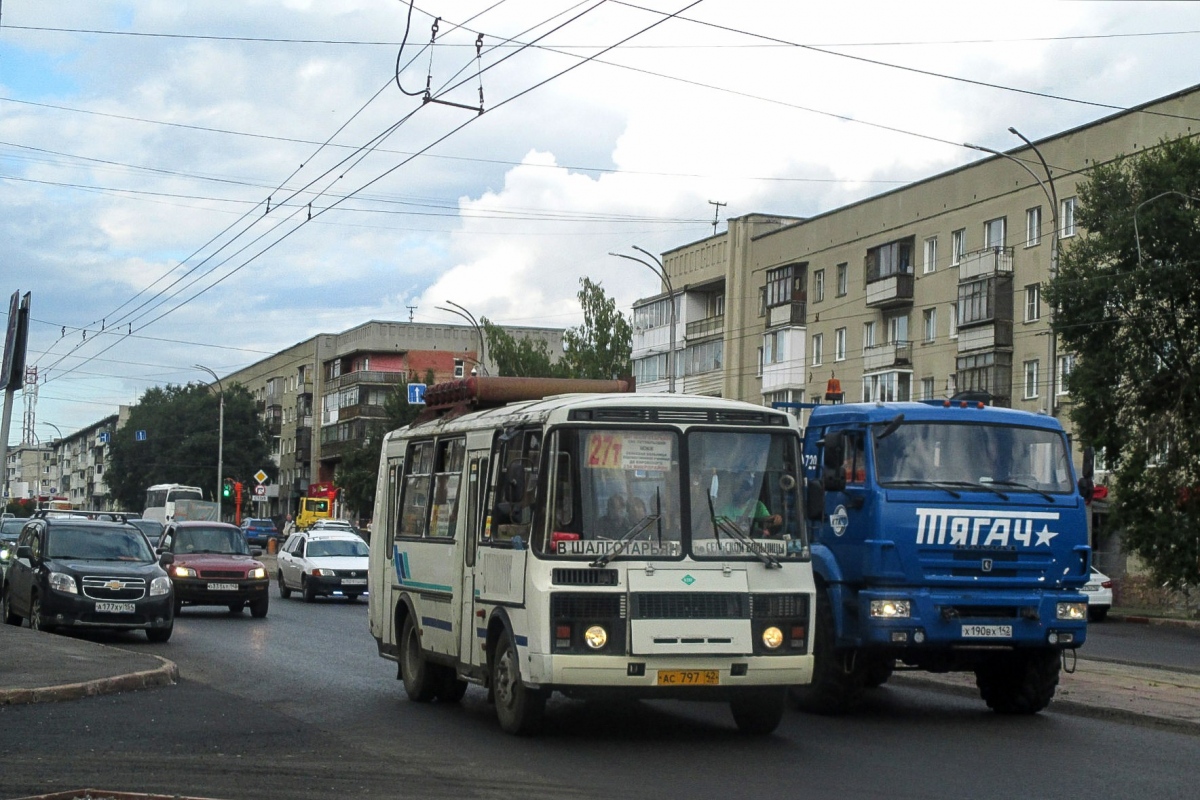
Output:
(1081, 618), (1200, 674)
(1, 596), (1198, 800)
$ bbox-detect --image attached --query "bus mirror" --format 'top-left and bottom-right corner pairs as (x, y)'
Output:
(504, 460), (527, 504)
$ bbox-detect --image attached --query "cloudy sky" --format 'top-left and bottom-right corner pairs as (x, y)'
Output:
(2, 0), (1199, 440)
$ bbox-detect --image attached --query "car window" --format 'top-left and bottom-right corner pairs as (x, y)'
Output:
(306, 539), (369, 558)
(174, 526), (250, 555)
(288, 536), (306, 557)
(47, 527), (154, 562)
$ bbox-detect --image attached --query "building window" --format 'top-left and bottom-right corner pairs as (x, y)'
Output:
(684, 340), (723, 375)
(949, 303), (958, 338)
(454, 358), (465, 379)
(862, 371), (911, 403)
(1026, 207), (1042, 247)
(835, 328), (847, 362)
(1024, 359), (1040, 399)
(714, 293), (725, 317)
(921, 377), (935, 400)
(865, 237), (915, 282)
(756, 347), (764, 377)
(812, 333), (823, 367)
(886, 313), (908, 345)
(765, 264), (805, 308)
(1024, 284), (1041, 322)
(862, 320), (876, 351)
(1057, 353), (1076, 395)
(984, 217), (1006, 249)
(764, 330), (787, 364)
(1060, 197), (1077, 238)
(922, 308), (937, 343)
(951, 228), (966, 265)
(923, 236), (937, 274)
(958, 278), (997, 326)
(836, 263), (848, 297)
(813, 269), (825, 303)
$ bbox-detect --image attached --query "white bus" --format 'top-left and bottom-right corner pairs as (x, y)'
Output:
(368, 377), (815, 735)
(143, 483), (205, 523)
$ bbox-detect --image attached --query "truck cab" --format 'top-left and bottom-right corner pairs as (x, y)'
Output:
(797, 399), (1093, 714)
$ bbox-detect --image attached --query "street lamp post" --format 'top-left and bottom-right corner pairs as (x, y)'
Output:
(965, 131), (1059, 413)
(611, 247), (676, 393)
(436, 301), (488, 376)
(193, 365), (224, 509)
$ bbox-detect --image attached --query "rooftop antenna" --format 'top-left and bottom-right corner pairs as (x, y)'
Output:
(708, 200), (726, 235)
(406, 305), (417, 323)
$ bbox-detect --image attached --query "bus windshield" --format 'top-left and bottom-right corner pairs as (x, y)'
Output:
(874, 422), (1074, 493)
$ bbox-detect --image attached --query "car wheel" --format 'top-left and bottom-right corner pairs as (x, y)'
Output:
(173, 596), (182, 617)
(228, 602), (245, 614)
(146, 625), (173, 643)
(2, 585), (20, 626)
(277, 571), (291, 599)
(399, 615), (437, 702)
(30, 594), (56, 633)
(346, 594), (360, 603)
(303, 577), (317, 603)
(492, 631), (546, 735)
(250, 595), (269, 619)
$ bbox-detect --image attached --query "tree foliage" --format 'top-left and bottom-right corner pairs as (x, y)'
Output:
(560, 277), (633, 380)
(106, 383), (274, 512)
(481, 318), (564, 378)
(1045, 135), (1200, 589)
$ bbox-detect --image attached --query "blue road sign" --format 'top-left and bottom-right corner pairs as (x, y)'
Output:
(99, 431), (111, 444)
(407, 383), (427, 405)
(135, 430), (147, 441)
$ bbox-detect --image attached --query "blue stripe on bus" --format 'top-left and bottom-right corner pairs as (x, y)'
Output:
(515, 634), (528, 647)
(421, 616), (454, 632)
(391, 547), (454, 593)
(476, 627), (487, 639)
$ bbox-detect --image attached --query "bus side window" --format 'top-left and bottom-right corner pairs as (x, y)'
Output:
(399, 441), (434, 538)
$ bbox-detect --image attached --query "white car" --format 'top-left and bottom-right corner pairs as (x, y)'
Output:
(1082, 566), (1113, 621)
(276, 530), (370, 602)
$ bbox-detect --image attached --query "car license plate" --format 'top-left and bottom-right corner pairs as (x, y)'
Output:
(961, 624), (1012, 638)
(207, 583), (238, 591)
(1081, 586), (1098, 592)
(656, 669), (720, 686)
(95, 602), (135, 614)
(342, 578), (367, 586)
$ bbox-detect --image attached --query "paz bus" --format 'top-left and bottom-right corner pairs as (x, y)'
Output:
(367, 377), (816, 735)
(143, 483), (205, 523)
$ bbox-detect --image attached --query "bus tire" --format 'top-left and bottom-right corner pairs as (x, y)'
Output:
(492, 632), (546, 735)
(399, 615), (437, 702)
(789, 589), (863, 715)
(975, 650), (1060, 714)
(730, 688), (786, 735)
(435, 669), (469, 703)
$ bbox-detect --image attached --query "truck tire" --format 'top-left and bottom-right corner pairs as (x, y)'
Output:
(862, 656), (895, 689)
(975, 650), (1060, 714)
(789, 589), (864, 714)
(730, 688), (787, 735)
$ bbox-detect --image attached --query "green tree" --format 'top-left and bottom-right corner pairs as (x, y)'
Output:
(1045, 135), (1200, 591)
(334, 382), (424, 521)
(561, 277), (633, 379)
(481, 318), (563, 377)
(106, 383), (274, 513)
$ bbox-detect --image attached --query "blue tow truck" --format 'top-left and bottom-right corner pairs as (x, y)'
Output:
(793, 397), (1095, 714)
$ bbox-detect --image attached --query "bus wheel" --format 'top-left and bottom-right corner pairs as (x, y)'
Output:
(399, 615), (437, 702)
(492, 633), (546, 735)
(730, 688), (786, 735)
(435, 669), (469, 703)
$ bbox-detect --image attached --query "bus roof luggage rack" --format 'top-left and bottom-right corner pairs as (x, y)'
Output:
(419, 376), (633, 421)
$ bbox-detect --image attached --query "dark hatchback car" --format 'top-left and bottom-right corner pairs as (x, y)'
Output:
(240, 517), (279, 547)
(1, 517), (29, 578)
(159, 521), (269, 617)
(1, 513), (175, 641)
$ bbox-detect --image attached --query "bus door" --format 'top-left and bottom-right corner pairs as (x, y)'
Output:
(476, 426), (541, 608)
(458, 450), (489, 668)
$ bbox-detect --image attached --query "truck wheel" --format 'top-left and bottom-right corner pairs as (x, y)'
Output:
(862, 656), (895, 689)
(730, 688), (786, 735)
(399, 615), (437, 702)
(975, 650), (1060, 714)
(492, 632), (546, 735)
(789, 590), (863, 714)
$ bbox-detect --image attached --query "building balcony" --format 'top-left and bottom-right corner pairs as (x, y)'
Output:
(324, 370), (407, 391)
(958, 246), (1013, 281)
(766, 301), (806, 329)
(686, 315), (725, 340)
(865, 273), (914, 309)
(957, 320), (1014, 352)
(335, 403), (388, 422)
(862, 340), (912, 372)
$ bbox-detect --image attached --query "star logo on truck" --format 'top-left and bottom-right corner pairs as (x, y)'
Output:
(1034, 525), (1058, 547)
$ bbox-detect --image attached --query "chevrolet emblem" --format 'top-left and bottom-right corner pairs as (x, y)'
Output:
(105, 580), (123, 591)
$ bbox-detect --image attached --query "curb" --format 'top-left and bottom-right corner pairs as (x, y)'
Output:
(1109, 613), (1200, 630)
(0, 655), (179, 707)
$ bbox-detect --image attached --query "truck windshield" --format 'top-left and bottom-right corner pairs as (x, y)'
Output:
(874, 422), (1074, 494)
(689, 430), (805, 560)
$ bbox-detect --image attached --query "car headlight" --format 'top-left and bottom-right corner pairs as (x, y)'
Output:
(174, 565), (198, 578)
(150, 576), (172, 597)
(311, 568), (333, 577)
(583, 625), (608, 649)
(248, 567), (266, 580)
(870, 599), (911, 618)
(1056, 602), (1087, 620)
(0, 547), (11, 562)
(49, 571), (79, 595)
(761, 626), (784, 649)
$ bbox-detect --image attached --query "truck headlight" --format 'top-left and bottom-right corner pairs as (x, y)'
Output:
(761, 626), (784, 649)
(49, 571), (78, 595)
(1056, 602), (1087, 620)
(584, 625), (608, 649)
(870, 599), (911, 618)
(150, 576), (172, 597)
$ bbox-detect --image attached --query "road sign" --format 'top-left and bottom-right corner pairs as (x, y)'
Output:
(98, 432), (111, 444)
(408, 383), (427, 405)
(254, 470), (268, 484)
(135, 430), (147, 442)
(253, 485), (267, 497)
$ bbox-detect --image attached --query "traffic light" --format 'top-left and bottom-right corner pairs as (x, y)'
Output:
(222, 478), (232, 498)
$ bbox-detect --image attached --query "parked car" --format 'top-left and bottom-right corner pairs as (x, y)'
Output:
(1083, 567), (1113, 622)
(240, 517), (280, 547)
(1, 511), (175, 641)
(1, 517), (28, 579)
(158, 521), (270, 618)
(277, 530), (370, 602)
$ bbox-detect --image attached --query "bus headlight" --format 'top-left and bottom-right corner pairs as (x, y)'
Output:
(870, 599), (911, 618)
(1056, 602), (1087, 621)
(761, 626), (784, 650)
(584, 625), (608, 649)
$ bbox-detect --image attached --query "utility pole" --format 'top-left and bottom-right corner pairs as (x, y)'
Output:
(708, 200), (726, 236)
(406, 305), (417, 323)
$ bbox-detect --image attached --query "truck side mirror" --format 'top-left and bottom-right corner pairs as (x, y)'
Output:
(805, 480), (826, 521)
(821, 432), (847, 492)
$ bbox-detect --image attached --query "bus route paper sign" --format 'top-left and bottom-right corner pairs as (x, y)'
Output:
(586, 432), (672, 471)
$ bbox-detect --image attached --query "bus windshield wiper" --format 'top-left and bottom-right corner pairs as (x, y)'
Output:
(881, 479), (962, 498)
(591, 515), (659, 568)
(988, 480), (1053, 501)
(712, 516), (782, 569)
